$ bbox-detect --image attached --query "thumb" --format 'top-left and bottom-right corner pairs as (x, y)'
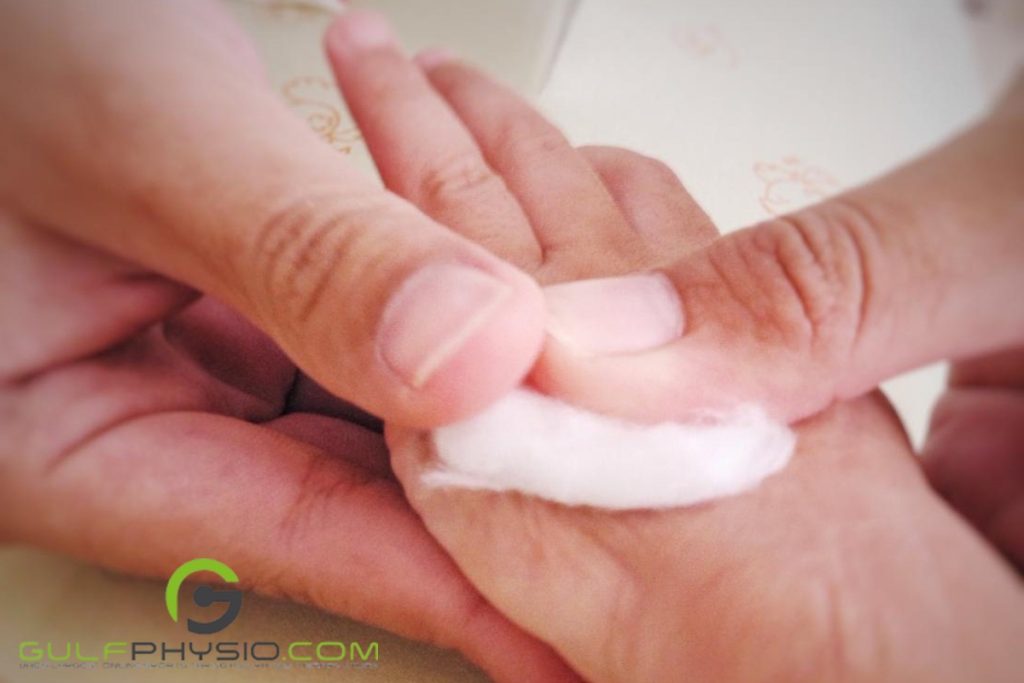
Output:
(533, 79), (1024, 422)
(0, 8), (544, 427)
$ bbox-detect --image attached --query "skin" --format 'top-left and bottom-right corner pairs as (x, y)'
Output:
(516, 68), (1024, 572)
(0, 2), (572, 681)
(314, 12), (1024, 683)
(1, 5), (1020, 682)
(0, 0), (546, 428)
(528, 76), (1024, 427)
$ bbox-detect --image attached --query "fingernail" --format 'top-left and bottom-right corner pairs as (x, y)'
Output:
(379, 263), (512, 388)
(415, 47), (455, 71)
(330, 10), (395, 53)
(544, 273), (683, 354)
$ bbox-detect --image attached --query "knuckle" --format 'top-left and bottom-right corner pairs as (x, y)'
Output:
(575, 143), (615, 158)
(276, 451), (365, 549)
(245, 192), (386, 331)
(626, 153), (681, 186)
(581, 146), (678, 181)
(417, 154), (504, 207)
(576, 144), (629, 170)
(270, 449), (400, 612)
(716, 201), (877, 356)
(423, 60), (469, 94)
(496, 126), (568, 167)
(351, 51), (411, 103)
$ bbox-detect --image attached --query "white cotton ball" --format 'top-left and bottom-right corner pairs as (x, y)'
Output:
(426, 388), (795, 510)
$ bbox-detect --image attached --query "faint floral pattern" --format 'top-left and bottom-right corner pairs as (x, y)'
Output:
(281, 76), (362, 153)
(754, 157), (840, 215)
(672, 24), (738, 69)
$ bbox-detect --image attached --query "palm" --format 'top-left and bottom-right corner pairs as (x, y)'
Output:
(393, 397), (1024, 682)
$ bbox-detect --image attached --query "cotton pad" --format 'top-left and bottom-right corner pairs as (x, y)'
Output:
(427, 388), (795, 510)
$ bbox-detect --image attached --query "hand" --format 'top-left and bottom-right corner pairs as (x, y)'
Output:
(520, 71), (1024, 566)
(393, 401), (1024, 682)
(0, 3), (574, 680)
(320, 15), (1024, 681)
(0, 0), (546, 425)
(526, 73), (1024, 424)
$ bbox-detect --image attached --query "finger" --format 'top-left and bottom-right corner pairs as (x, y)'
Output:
(947, 346), (1024, 389)
(0, 6), (543, 427)
(577, 145), (719, 259)
(0, 414), (578, 683)
(270, 412), (392, 479)
(325, 12), (541, 270)
(415, 52), (648, 276)
(923, 347), (1024, 571)
(531, 100), (1024, 423)
(0, 210), (194, 380)
(924, 389), (1024, 571)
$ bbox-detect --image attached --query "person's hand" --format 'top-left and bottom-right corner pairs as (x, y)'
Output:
(319, 15), (1024, 681)
(524, 73), (1024, 424)
(519, 70), (1024, 567)
(0, 0), (547, 426)
(0, 3), (576, 680)
(393, 400), (1024, 682)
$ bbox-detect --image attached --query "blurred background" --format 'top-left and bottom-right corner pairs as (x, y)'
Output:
(3, 0), (1022, 680)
